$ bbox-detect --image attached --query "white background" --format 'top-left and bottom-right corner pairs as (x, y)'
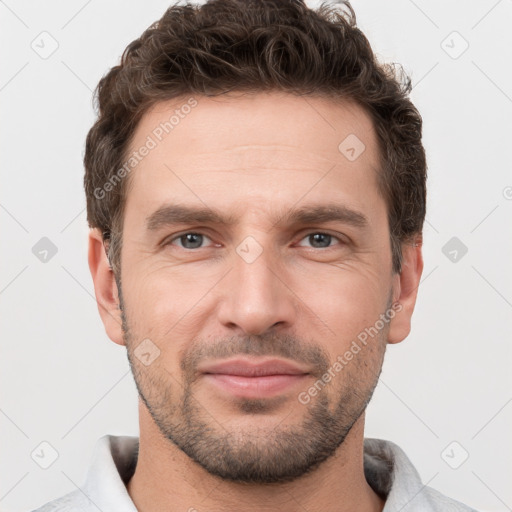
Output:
(1, 1), (511, 511)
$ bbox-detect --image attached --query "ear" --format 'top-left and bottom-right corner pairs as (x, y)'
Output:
(388, 238), (424, 344)
(88, 228), (125, 346)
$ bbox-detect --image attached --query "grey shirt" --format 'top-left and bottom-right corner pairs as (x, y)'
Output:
(31, 435), (478, 511)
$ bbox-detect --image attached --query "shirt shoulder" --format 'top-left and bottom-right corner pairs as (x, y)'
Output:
(363, 437), (480, 512)
(420, 485), (480, 512)
(28, 434), (139, 512)
(30, 489), (98, 512)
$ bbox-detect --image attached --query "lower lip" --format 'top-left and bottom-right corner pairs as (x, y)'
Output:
(203, 373), (309, 398)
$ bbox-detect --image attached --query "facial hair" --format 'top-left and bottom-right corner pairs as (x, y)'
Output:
(119, 280), (389, 484)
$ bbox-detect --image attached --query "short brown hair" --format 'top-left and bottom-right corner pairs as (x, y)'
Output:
(84, 0), (427, 276)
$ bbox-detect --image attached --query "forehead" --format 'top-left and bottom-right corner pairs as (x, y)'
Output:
(122, 92), (384, 227)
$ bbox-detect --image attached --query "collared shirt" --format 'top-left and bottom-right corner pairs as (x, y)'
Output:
(31, 435), (478, 511)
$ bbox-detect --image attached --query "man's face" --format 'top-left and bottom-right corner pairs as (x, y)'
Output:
(116, 92), (398, 483)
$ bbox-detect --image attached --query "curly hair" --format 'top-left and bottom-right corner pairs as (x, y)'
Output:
(84, 0), (427, 276)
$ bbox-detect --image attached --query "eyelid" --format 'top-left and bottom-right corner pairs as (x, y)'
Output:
(161, 230), (215, 248)
(294, 229), (348, 247)
(162, 229), (349, 249)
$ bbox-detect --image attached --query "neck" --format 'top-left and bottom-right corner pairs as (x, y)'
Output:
(127, 401), (385, 512)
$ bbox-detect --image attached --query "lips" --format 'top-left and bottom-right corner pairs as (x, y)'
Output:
(199, 358), (310, 377)
(199, 358), (310, 399)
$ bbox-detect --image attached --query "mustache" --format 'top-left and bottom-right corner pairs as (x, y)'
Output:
(180, 333), (331, 379)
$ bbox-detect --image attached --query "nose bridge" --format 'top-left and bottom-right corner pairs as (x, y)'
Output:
(217, 232), (296, 335)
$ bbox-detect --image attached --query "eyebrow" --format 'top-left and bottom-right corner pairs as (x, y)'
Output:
(146, 203), (370, 232)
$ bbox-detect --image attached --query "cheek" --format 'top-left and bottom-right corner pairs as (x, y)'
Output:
(127, 261), (202, 313)
(123, 264), (214, 354)
(123, 238), (391, 350)
(292, 260), (389, 339)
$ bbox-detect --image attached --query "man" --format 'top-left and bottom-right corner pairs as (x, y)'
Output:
(33, 0), (478, 510)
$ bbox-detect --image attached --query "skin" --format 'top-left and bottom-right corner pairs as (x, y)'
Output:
(88, 91), (423, 512)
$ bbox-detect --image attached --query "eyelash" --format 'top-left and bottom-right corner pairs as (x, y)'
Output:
(162, 231), (347, 250)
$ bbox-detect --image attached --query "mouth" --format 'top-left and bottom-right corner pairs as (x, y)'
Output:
(199, 357), (311, 399)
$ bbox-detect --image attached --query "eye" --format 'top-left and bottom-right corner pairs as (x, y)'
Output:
(163, 231), (346, 251)
(165, 232), (214, 250)
(296, 232), (344, 249)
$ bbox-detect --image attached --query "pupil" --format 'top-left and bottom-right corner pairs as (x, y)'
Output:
(183, 233), (202, 248)
(311, 233), (330, 248)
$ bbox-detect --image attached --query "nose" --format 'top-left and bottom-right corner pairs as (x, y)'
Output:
(216, 241), (297, 336)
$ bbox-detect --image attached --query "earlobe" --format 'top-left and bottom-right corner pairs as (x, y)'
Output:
(387, 238), (424, 345)
(88, 228), (125, 346)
